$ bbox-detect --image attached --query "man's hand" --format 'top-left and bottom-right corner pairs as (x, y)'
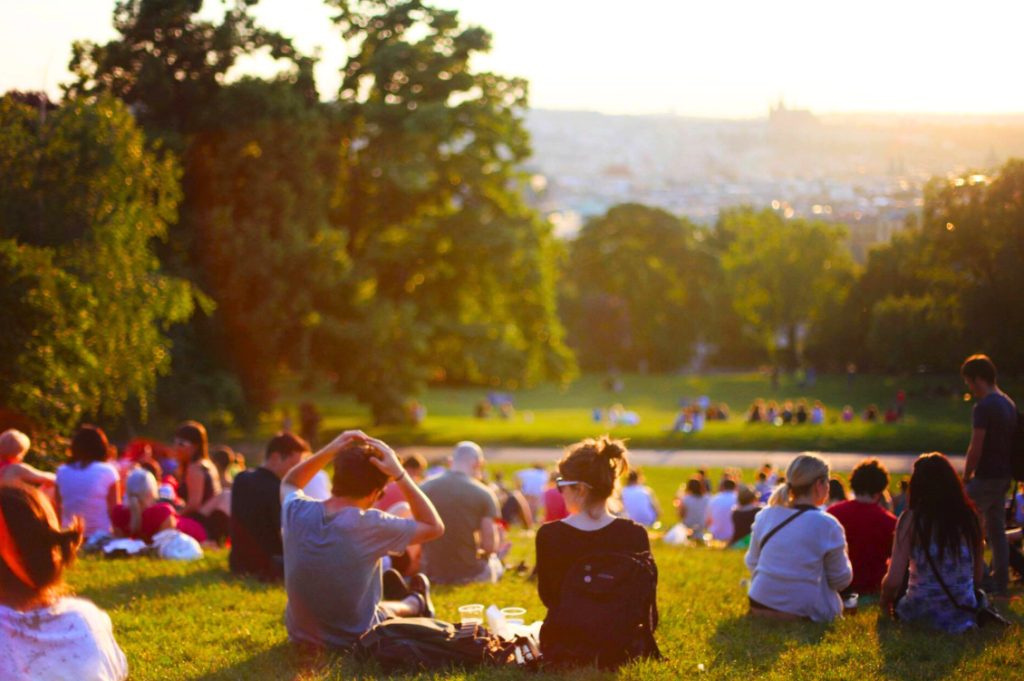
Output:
(326, 430), (368, 452)
(366, 437), (403, 479)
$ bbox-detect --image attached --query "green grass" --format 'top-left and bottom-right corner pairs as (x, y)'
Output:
(66, 464), (1024, 680)
(259, 372), (998, 454)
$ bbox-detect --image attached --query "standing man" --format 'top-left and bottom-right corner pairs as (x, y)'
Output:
(961, 354), (1016, 595)
(421, 441), (510, 583)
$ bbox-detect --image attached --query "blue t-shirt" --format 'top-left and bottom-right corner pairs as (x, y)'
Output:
(972, 390), (1017, 479)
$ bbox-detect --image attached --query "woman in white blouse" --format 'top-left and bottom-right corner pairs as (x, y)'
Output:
(745, 453), (853, 622)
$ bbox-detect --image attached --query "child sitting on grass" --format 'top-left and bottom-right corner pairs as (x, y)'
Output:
(0, 429), (55, 491)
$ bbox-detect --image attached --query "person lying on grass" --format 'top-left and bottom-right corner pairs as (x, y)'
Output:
(745, 453), (853, 622)
(279, 430), (444, 648)
(0, 482), (128, 681)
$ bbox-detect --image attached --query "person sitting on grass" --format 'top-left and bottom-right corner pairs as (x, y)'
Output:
(621, 469), (662, 528)
(111, 469), (207, 544)
(172, 422), (228, 543)
(55, 426), (121, 539)
(280, 431), (443, 648)
(535, 437), (657, 654)
(229, 432), (309, 582)
(827, 478), (848, 507)
(374, 452), (427, 512)
(676, 476), (710, 537)
(745, 453), (853, 622)
(880, 453), (984, 633)
(0, 430), (56, 491)
(729, 485), (762, 547)
(421, 441), (510, 584)
(707, 477), (739, 542)
(0, 482), (128, 681)
(828, 459), (897, 596)
(210, 446), (242, 491)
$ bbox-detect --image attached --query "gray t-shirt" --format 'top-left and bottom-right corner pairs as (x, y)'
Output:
(420, 471), (500, 583)
(282, 491), (417, 647)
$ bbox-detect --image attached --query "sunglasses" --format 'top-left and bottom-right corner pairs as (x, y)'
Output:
(556, 477), (592, 492)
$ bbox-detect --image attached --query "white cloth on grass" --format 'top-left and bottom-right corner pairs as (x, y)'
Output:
(0, 597), (127, 681)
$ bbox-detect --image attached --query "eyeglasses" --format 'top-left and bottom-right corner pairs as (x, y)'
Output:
(173, 439), (193, 448)
(556, 477), (592, 491)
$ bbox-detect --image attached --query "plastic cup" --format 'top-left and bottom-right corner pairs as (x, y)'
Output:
(458, 604), (485, 625)
(500, 607), (527, 625)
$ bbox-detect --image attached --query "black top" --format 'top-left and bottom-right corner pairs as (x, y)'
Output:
(973, 389), (1017, 479)
(535, 518), (652, 610)
(180, 463), (215, 505)
(730, 506), (761, 545)
(229, 467), (284, 579)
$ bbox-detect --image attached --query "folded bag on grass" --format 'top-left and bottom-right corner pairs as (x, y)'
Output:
(152, 529), (204, 561)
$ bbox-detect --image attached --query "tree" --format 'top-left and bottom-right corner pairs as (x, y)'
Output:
(562, 203), (712, 371)
(0, 95), (195, 440)
(720, 208), (855, 369)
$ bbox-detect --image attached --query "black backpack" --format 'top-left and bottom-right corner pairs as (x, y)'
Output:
(540, 551), (662, 669)
(356, 618), (526, 672)
(1013, 410), (1024, 481)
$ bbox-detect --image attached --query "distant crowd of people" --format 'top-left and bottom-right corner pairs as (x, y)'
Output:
(0, 354), (1020, 679)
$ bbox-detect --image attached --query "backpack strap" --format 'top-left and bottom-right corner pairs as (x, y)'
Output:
(922, 546), (978, 615)
(759, 507), (813, 551)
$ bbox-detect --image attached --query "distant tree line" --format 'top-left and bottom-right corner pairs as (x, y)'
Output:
(561, 161), (1024, 378)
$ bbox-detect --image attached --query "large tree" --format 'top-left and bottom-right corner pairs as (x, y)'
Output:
(0, 95), (196, 441)
(562, 203), (712, 372)
(720, 208), (855, 368)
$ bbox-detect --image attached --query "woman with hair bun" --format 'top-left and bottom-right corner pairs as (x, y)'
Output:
(535, 436), (658, 656)
(745, 453), (853, 621)
(0, 483), (128, 680)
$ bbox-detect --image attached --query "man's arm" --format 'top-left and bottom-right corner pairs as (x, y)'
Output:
(280, 430), (367, 503)
(479, 516), (498, 555)
(365, 437), (444, 545)
(963, 427), (986, 481)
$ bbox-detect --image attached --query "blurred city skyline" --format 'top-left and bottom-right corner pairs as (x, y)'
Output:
(3, 0), (1023, 118)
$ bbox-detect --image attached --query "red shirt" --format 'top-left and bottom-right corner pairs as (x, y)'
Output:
(828, 500), (897, 594)
(111, 502), (207, 544)
(543, 486), (568, 522)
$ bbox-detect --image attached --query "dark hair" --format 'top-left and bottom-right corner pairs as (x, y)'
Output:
(0, 483), (83, 609)
(907, 453), (981, 562)
(627, 469), (641, 485)
(721, 478), (737, 492)
(69, 425), (111, 467)
(685, 477), (704, 497)
(332, 441), (391, 499)
(212, 446), (236, 472)
(174, 421), (208, 462)
(266, 432), (309, 462)
(140, 459), (163, 482)
(850, 458), (890, 496)
(961, 354), (996, 384)
(828, 478), (847, 503)
(557, 435), (629, 509)
(899, 479), (909, 492)
(403, 453), (427, 473)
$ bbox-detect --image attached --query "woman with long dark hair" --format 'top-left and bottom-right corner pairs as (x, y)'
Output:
(881, 453), (984, 633)
(173, 422), (227, 541)
(54, 426), (121, 537)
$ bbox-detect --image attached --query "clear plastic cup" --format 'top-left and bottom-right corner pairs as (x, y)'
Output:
(500, 607), (527, 625)
(458, 604), (485, 625)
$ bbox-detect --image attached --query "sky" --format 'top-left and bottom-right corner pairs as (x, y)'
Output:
(2, 0), (1022, 118)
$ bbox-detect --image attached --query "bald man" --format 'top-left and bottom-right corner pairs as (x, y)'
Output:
(420, 441), (509, 584)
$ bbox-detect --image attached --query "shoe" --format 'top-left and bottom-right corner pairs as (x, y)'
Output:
(408, 573), (434, 618)
(382, 569), (409, 601)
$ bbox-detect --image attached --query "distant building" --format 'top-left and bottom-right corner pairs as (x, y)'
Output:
(768, 98), (820, 142)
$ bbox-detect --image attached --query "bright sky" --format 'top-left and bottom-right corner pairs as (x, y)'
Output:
(2, 0), (1022, 118)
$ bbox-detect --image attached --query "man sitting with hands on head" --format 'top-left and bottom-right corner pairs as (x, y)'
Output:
(280, 431), (444, 649)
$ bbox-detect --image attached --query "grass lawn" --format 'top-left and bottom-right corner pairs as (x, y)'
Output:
(67, 465), (1024, 680)
(259, 372), (1003, 455)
